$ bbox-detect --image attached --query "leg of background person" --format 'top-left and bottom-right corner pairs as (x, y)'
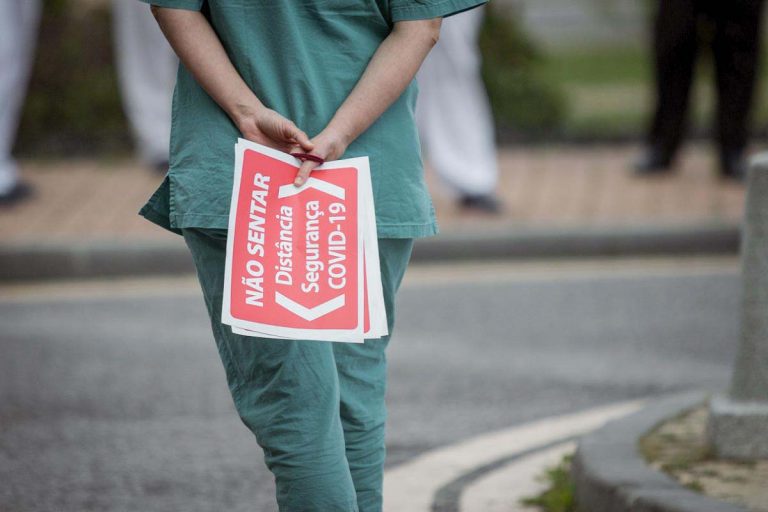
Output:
(415, 7), (499, 203)
(332, 239), (414, 512)
(711, 0), (764, 176)
(0, 0), (41, 198)
(182, 228), (360, 512)
(645, 0), (700, 164)
(112, 0), (177, 168)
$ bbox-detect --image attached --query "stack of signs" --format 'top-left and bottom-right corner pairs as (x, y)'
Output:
(222, 138), (387, 343)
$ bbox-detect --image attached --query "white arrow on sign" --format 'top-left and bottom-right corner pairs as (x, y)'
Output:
(275, 292), (345, 321)
(278, 177), (346, 200)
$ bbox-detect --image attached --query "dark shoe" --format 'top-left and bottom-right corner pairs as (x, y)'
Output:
(0, 181), (33, 207)
(720, 152), (748, 182)
(632, 148), (672, 176)
(459, 193), (503, 214)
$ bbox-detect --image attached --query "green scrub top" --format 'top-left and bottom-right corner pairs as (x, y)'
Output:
(138, 0), (487, 239)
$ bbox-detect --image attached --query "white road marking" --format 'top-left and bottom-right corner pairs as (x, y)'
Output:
(382, 400), (645, 512)
(460, 441), (577, 512)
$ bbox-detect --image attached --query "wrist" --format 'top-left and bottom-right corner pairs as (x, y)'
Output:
(318, 130), (350, 161)
(228, 96), (265, 131)
(323, 121), (354, 153)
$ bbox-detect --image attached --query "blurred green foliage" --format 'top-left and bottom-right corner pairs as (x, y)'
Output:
(542, 44), (652, 140)
(15, 0), (131, 156)
(520, 454), (579, 512)
(479, 6), (568, 136)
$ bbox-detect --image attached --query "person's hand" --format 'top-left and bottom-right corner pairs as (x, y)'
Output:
(235, 105), (314, 154)
(292, 128), (350, 187)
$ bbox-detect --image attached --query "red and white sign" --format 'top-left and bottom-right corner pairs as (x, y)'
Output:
(222, 139), (386, 343)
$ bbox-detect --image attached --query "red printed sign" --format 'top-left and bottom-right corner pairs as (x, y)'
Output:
(223, 140), (384, 343)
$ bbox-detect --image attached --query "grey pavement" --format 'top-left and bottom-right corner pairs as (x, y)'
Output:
(0, 257), (740, 511)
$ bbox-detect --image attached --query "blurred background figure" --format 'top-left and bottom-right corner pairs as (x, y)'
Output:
(0, 0), (41, 205)
(635, 0), (765, 180)
(416, 5), (501, 215)
(111, 0), (176, 172)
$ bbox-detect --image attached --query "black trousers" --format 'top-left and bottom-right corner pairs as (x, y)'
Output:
(648, 0), (764, 162)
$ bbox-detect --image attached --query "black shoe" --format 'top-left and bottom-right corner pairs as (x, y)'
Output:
(632, 148), (672, 176)
(720, 152), (748, 182)
(459, 193), (503, 214)
(0, 182), (33, 207)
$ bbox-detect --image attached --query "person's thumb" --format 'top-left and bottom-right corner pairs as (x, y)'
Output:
(294, 159), (318, 187)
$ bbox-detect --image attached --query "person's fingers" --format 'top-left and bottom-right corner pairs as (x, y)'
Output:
(294, 132), (315, 152)
(285, 123), (314, 152)
(294, 159), (319, 187)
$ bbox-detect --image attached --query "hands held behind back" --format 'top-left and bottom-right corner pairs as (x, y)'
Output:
(290, 129), (348, 187)
(236, 106), (349, 187)
(237, 106), (313, 153)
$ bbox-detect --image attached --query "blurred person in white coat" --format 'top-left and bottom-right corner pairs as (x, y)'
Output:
(0, 0), (176, 209)
(112, 0), (177, 172)
(416, 5), (501, 214)
(0, 0), (40, 205)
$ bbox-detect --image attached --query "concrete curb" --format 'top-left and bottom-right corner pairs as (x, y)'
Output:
(0, 240), (196, 282)
(0, 222), (739, 282)
(572, 391), (748, 512)
(413, 223), (739, 261)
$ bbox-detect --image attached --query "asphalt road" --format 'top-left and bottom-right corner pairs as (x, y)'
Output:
(0, 257), (741, 512)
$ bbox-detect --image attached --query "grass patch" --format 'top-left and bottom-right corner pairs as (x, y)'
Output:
(520, 454), (579, 512)
(685, 480), (706, 493)
(539, 45), (651, 87)
(537, 42), (768, 140)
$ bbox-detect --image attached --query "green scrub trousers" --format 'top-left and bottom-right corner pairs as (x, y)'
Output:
(182, 228), (414, 512)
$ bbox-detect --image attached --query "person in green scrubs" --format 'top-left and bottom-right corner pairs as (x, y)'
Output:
(141, 1), (486, 510)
